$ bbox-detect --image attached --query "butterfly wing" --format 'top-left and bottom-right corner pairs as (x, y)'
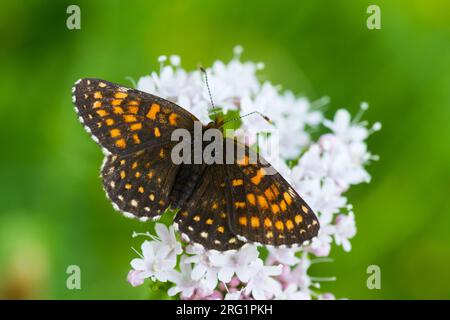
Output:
(72, 78), (198, 155)
(174, 165), (244, 251)
(101, 143), (179, 220)
(225, 141), (320, 247)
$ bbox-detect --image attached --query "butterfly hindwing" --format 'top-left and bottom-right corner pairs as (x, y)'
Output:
(174, 165), (244, 251)
(72, 78), (198, 155)
(101, 143), (179, 220)
(225, 142), (320, 247)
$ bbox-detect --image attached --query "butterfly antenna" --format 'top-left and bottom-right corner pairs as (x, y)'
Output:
(221, 111), (273, 127)
(199, 66), (218, 120)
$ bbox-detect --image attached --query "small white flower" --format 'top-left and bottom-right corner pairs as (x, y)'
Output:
(334, 212), (356, 252)
(318, 292), (336, 300)
(308, 213), (336, 257)
(209, 244), (260, 283)
(170, 55), (181, 67)
(224, 290), (243, 300)
(127, 270), (145, 287)
(278, 253), (312, 291)
(267, 246), (302, 266)
(209, 59), (260, 111)
(244, 259), (282, 300)
(167, 255), (201, 298)
(184, 244), (220, 291)
(324, 109), (368, 143)
(136, 75), (157, 95)
(130, 240), (176, 282)
(275, 284), (311, 300)
(291, 145), (327, 180)
(153, 223), (182, 259)
(292, 177), (347, 217)
(319, 134), (371, 188)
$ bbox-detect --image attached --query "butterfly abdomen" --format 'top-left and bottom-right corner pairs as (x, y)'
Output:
(170, 164), (207, 209)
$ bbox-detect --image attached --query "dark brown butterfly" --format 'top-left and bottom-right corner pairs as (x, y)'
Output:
(72, 78), (319, 251)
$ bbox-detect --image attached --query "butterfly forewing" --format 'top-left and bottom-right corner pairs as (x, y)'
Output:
(225, 142), (319, 247)
(72, 78), (198, 155)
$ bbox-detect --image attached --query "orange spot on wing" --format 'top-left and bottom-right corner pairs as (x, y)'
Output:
(128, 106), (138, 114)
(105, 118), (114, 126)
(94, 91), (103, 99)
(128, 100), (139, 106)
(110, 129), (121, 138)
(264, 218), (272, 227)
(232, 179), (243, 186)
(96, 109), (108, 117)
(295, 214), (303, 224)
(280, 200), (287, 212)
(271, 184), (280, 197)
(130, 123), (142, 131)
(250, 216), (260, 228)
(93, 101), (102, 108)
(125, 183), (132, 189)
(132, 134), (141, 144)
(257, 196), (269, 209)
(124, 115), (137, 122)
(283, 192), (292, 205)
(154, 127), (161, 137)
(286, 220), (294, 230)
(251, 168), (265, 185)
(120, 171), (126, 179)
(113, 106), (124, 114)
(115, 139), (126, 148)
(235, 202), (246, 208)
(271, 204), (280, 214)
(193, 215), (200, 222)
(217, 226), (225, 233)
(206, 218), (213, 225)
(138, 186), (144, 193)
(275, 220), (284, 231)
(146, 103), (160, 120)
(264, 187), (276, 201)
(111, 99), (122, 106)
(239, 216), (247, 226)
(114, 92), (128, 99)
(169, 113), (178, 125)
(247, 194), (256, 206)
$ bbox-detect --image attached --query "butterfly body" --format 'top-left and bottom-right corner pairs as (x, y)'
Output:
(169, 163), (207, 209)
(73, 78), (319, 251)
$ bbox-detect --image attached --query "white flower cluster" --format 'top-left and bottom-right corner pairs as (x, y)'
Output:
(127, 47), (380, 299)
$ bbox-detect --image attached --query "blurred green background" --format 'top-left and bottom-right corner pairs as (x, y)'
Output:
(1, 0), (449, 299)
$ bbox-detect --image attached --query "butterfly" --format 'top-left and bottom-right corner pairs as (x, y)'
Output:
(72, 78), (319, 251)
